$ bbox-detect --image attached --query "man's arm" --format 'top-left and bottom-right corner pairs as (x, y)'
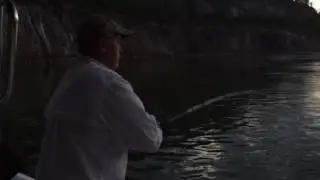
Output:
(102, 76), (163, 153)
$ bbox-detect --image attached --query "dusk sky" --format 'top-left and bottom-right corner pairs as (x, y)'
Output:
(310, 0), (320, 11)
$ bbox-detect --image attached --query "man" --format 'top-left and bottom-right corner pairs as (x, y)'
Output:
(36, 15), (163, 180)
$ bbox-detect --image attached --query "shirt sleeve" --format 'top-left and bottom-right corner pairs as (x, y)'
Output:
(102, 76), (163, 153)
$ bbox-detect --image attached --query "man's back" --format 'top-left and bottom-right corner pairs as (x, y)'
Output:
(36, 60), (162, 180)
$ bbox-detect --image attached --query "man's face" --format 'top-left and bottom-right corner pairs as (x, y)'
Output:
(100, 35), (122, 70)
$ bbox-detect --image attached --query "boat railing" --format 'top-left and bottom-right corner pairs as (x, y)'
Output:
(0, 0), (19, 105)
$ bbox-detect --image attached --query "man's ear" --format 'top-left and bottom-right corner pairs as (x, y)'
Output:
(99, 39), (107, 52)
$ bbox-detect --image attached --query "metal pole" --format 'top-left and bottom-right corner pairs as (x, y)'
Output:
(0, 0), (19, 105)
(0, 1), (5, 71)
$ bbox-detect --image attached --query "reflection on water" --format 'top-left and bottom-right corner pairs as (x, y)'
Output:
(127, 55), (320, 180)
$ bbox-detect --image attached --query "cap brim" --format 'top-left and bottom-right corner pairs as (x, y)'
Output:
(117, 29), (135, 38)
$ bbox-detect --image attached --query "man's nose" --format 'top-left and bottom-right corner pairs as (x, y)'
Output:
(119, 44), (123, 53)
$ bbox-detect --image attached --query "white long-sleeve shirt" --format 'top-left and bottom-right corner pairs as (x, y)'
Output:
(36, 59), (163, 180)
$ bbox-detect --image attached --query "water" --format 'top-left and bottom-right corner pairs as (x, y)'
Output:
(126, 55), (320, 180)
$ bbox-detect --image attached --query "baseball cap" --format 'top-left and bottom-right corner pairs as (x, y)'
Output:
(76, 15), (135, 43)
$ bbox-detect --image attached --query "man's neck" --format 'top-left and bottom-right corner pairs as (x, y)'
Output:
(87, 56), (116, 70)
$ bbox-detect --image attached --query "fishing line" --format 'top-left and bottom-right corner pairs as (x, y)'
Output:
(167, 90), (258, 123)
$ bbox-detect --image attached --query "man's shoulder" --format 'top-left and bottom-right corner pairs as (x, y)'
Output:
(82, 61), (129, 88)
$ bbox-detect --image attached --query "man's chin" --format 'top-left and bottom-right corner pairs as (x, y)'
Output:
(113, 63), (119, 70)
